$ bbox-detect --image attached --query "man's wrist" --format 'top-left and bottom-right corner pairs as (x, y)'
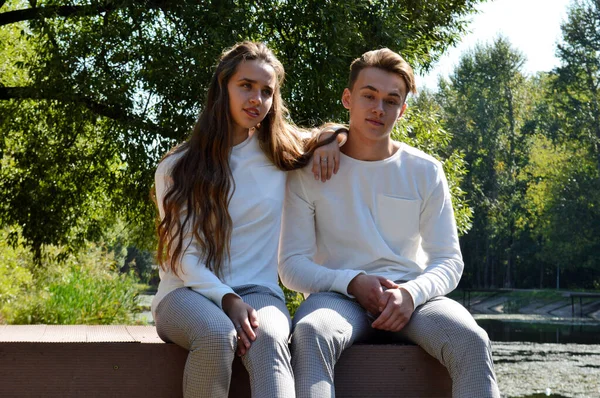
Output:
(347, 273), (366, 296)
(399, 287), (415, 311)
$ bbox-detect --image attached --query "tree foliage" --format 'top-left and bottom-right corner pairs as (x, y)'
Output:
(524, 0), (600, 288)
(552, 0), (600, 172)
(0, 0), (482, 259)
(435, 2), (600, 290)
(438, 37), (538, 288)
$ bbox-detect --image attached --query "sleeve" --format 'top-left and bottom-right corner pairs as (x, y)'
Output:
(278, 170), (364, 295)
(155, 160), (238, 309)
(400, 162), (464, 308)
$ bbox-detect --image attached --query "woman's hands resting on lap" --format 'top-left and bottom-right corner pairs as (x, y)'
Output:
(222, 294), (259, 356)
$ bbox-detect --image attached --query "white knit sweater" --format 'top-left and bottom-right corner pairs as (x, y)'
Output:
(151, 133), (285, 317)
(279, 143), (464, 308)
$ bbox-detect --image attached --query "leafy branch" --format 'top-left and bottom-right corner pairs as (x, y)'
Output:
(0, 86), (170, 135)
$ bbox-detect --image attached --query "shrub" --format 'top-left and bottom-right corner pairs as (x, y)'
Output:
(0, 233), (34, 323)
(281, 284), (304, 317)
(0, 231), (141, 325)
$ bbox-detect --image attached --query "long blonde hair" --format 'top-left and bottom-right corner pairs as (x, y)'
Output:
(156, 41), (330, 277)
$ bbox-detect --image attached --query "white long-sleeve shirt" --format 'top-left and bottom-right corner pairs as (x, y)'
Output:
(279, 142), (464, 308)
(151, 133), (286, 317)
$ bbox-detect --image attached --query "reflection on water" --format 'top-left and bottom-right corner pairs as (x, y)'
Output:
(476, 318), (600, 344)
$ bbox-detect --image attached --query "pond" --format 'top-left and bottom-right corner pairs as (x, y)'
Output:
(476, 318), (600, 344)
(476, 315), (600, 397)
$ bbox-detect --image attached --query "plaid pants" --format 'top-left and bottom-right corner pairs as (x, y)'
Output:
(155, 285), (294, 398)
(291, 292), (500, 398)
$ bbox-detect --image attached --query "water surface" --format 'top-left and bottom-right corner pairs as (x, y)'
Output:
(475, 316), (600, 344)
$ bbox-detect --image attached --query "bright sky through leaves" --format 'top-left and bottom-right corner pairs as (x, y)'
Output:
(417, 0), (572, 90)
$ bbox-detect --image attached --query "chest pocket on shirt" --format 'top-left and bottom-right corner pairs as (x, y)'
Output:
(375, 194), (421, 248)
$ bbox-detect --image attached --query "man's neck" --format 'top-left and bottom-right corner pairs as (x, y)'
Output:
(341, 130), (400, 161)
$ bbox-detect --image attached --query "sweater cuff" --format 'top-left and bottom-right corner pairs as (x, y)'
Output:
(398, 280), (426, 309)
(332, 269), (366, 297)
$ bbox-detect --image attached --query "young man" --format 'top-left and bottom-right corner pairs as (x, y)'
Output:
(279, 48), (500, 398)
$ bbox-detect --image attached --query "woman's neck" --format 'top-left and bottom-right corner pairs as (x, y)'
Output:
(232, 124), (250, 146)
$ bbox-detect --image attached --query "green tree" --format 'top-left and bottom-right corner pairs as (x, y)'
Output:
(1, 0), (484, 259)
(438, 37), (537, 288)
(525, 137), (600, 289)
(0, 2), (128, 261)
(552, 0), (600, 173)
(520, 131), (574, 288)
(524, 0), (600, 288)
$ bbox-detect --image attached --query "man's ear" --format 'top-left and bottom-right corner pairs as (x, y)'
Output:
(398, 102), (408, 120)
(342, 88), (352, 110)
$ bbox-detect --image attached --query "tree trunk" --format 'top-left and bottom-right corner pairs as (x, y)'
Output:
(32, 242), (42, 268)
(505, 249), (512, 288)
(476, 238), (482, 288)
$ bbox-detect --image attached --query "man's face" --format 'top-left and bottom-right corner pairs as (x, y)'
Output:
(342, 67), (408, 142)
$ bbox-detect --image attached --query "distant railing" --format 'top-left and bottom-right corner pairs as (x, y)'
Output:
(564, 292), (600, 317)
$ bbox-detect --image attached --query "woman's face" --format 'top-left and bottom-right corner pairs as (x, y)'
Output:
(227, 59), (277, 140)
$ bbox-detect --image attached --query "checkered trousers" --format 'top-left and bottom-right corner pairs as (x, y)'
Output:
(291, 292), (500, 398)
(155, 285), (294, 398)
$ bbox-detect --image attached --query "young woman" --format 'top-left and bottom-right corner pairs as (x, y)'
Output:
(151, 41), (345, 398)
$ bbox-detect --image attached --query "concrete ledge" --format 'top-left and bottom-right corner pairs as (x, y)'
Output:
(0, 325), (451, 397)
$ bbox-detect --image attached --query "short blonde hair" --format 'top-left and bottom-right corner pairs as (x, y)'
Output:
(348, 48), (417, 98)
